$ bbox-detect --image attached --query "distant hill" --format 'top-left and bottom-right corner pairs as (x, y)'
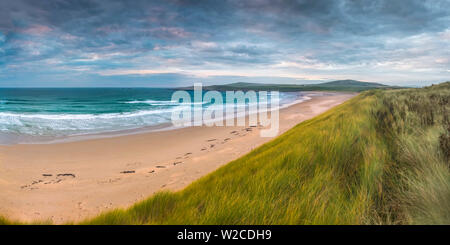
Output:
(178, 80), (395, 92)
(319, 79), (387, 87)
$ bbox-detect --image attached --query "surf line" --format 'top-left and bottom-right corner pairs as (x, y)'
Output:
(170, 83), (280, 137)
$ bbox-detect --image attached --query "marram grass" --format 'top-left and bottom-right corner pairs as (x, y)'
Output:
(374, 82), (450, 224)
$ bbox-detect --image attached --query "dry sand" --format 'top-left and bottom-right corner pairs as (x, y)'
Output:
(0, 92), (355, 224)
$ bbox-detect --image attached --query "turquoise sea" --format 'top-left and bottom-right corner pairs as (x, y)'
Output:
(0, 88), (307, 144)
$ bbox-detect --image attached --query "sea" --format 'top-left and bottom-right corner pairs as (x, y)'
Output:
(0, 88), (309, 145)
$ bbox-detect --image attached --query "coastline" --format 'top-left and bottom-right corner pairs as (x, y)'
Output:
(0, 91), (308, 146)
(0, 92), (356, 224)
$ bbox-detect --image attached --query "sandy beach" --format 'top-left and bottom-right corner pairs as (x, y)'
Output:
(0, 92), (355, 224)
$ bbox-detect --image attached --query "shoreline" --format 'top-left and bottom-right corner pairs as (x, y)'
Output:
(0, 91), (312, 146)
(0, 92), (356, 224)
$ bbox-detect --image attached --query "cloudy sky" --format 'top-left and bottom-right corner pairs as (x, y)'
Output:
(0, 0), (449, 87)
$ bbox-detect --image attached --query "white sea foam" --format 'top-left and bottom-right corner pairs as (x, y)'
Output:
(124, 100), (178, 105)
(0, 108), (174, 120)
(0, 108), (177, 138)
(124, 100), (208, 106)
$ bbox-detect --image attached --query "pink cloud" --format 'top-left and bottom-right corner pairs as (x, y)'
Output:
(149, 27), (190, 39)
(96, 25), (124, 34)
(20, 25), (53, 35)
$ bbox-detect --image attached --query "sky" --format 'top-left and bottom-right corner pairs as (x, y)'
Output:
(0, 0), (449, 87)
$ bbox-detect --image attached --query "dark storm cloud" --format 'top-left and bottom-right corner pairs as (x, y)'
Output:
(0, 0), (449, 86)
